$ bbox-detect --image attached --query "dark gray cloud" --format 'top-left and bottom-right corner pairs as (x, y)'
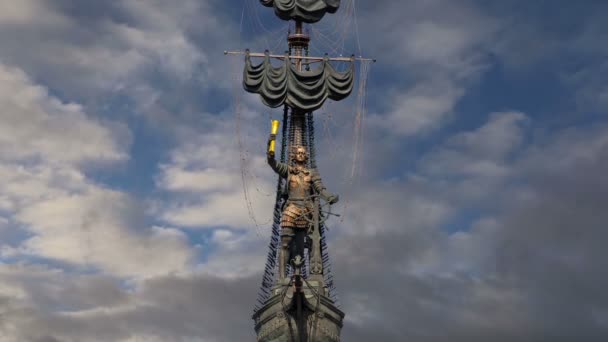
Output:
(330, 120), (608, 341)
(0, 265), (260, 341)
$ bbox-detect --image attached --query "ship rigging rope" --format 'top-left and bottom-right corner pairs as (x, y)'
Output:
(232, 0), (285, 236)
(352, 0), (363, 56)
(245, 0), (289, 47)
(351, 59), (371, 180)
(233, 58), (270, 237)
(308, 0), (356, 57)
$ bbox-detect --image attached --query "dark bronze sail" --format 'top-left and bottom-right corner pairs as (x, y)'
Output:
(260, 0), (340, 24)
(243, 52), (354, 112)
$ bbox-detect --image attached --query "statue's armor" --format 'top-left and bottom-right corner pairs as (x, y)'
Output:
(267, 156), (333, 232)
(281, 166), (314, 229)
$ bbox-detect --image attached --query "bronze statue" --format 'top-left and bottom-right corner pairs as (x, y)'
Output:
(267, 135), (338, 281)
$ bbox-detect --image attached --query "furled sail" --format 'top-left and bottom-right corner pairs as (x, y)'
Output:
(260, 0), (340, 24)
(243, 52), (354, 112)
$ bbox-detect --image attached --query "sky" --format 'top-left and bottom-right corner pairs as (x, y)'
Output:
(0, 0), (607, 341)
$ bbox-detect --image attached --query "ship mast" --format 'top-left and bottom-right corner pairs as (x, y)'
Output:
(290, 21), (308, 341)
(291, 21), (306, 71)
(288, 20), (306, 154)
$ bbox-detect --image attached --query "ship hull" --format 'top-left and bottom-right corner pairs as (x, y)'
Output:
(253, 281), (344, 342)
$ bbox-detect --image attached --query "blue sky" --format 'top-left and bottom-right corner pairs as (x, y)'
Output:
(1, 0), (608, 341)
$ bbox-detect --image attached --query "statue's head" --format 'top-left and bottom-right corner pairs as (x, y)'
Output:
(293, 146), (308, 163)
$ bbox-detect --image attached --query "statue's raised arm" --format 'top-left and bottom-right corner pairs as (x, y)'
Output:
(266, 134), (289, 178)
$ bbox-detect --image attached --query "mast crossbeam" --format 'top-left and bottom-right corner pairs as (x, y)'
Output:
(225, 50), (376, 63)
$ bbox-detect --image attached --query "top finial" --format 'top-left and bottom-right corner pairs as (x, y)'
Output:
(260, 0), (340, 24)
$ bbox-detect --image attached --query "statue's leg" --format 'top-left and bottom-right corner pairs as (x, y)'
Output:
(280, 204), (299, 280)
(293, 228), (306, 261)
(279, 228), (293, 280)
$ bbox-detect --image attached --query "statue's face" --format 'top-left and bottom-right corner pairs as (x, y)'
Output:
(295, 147), (308, 163)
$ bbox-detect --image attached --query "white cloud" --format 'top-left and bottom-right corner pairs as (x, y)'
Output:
(0, 64), (129, 165)
(158, 167), (241, 194)
(156, 116), (275, 229)
(420, 111), (528, 179)
(376, 79), (465, 136)
(198, 229), (267, 279)
(362, 0), (499, 137)
(105, 19), (205, 81)
(0, 0), (66, 26)
(0, 0), (210, 117)
(0, 166), (195, 278)
(448, 112), (528, 159)
(16, 189), (194, 278)
(336, 181), (453, 237)
(0, 63), (194, 278)
(402, 19), (489, 70)
(159, 190), (271, 229)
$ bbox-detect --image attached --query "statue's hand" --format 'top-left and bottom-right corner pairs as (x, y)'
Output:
(327, 194), (339, 205)
(266, 135), (276, 160)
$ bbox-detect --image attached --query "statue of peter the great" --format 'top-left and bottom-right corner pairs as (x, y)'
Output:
(267, 134), (338, 281)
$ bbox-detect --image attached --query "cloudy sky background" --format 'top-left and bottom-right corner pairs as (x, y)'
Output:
(1, 0), (607, 341)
